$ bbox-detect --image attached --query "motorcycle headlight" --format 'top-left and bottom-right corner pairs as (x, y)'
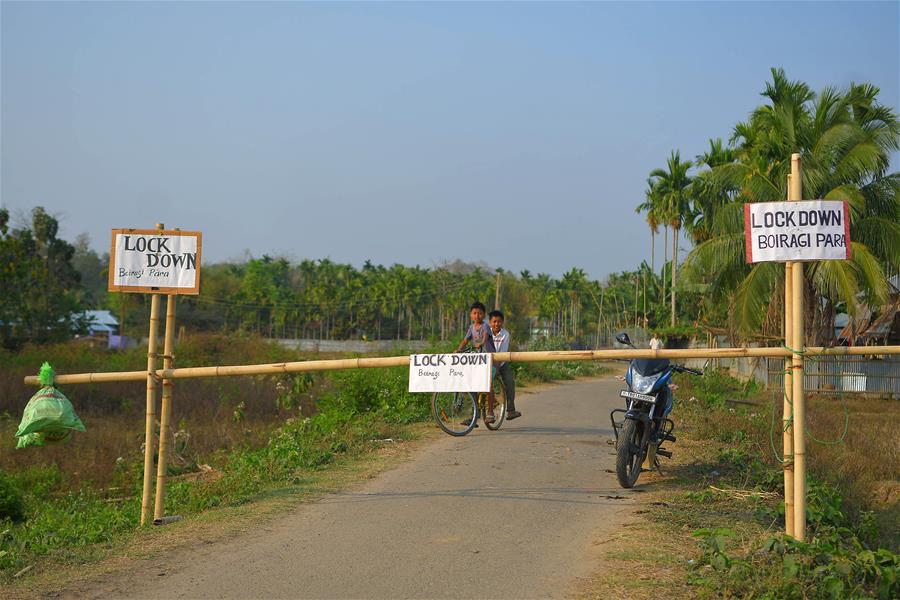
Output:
(632, 372), (662, 394)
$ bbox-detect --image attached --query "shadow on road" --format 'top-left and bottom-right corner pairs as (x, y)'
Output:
(321, 485), (635, 507)
(463, 425), (615, 437)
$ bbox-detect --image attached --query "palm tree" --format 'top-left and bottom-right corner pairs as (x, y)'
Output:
(650, 150), (693, 327)
(561, 267), (589, 339)
(688, 138), (737, 244)
(636, 178), (662, 275)
(682, 69), (900, 341)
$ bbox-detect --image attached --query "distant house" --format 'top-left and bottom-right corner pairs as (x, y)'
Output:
(837, 275), (900, 345)
(73, 310), (139, 349)
(82, 310), (119, 336)
(833, 313), (850, 341)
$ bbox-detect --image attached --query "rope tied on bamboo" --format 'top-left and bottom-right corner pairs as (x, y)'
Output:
(781, 344), (807, 357)
(770, 362), (850, 453)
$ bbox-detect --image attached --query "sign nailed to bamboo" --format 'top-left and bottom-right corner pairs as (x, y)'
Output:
(409, 353), (492, 393)
(108, 229), (202, 294)
(744, 200), (850, 263)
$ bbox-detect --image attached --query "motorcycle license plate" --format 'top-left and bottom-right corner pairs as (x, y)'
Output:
(619, 390), (656, 403)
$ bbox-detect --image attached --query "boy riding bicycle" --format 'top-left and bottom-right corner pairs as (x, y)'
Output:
(488, 310), (521, 420)
(455, 302), (497, 423)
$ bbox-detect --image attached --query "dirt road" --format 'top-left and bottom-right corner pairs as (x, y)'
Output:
(81, 377), (642, 599)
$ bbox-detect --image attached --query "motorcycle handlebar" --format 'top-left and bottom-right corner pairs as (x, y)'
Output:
(673, 365), (703, 376)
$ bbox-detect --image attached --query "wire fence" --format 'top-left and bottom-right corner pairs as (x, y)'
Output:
(765, 354), (900, 398)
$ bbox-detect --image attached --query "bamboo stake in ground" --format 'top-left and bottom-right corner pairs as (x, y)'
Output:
(789, 154), (807, 541)
(140, 293), (161, 526)
(153, 295), (176, 523)
(783, 175), (795, 538)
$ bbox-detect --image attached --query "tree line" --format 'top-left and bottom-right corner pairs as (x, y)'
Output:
(1, 213), (701, 350)
(2, 210), (709, 348)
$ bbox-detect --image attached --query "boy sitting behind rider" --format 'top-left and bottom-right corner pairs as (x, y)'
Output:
(488, 310), (521, 420)
(455, 302), (497, 423)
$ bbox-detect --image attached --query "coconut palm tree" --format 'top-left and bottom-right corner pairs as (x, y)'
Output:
(682, 69), (900, 341)
(688, 138), (737, 244)
(650, 150), (693, 327)
(636, 178), (663, 276)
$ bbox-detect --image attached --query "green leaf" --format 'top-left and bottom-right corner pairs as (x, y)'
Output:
(762, 536), (780, 553)
(822, 575), (844, 599)
(783, 554), (799, 579)
(711, 553), (729, 572)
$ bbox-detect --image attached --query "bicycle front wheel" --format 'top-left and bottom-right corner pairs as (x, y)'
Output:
(432, 391), (477, 436)
(483, 378), (507, 431)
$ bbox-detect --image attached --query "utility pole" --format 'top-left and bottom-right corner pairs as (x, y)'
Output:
(494, 272), (501, 309)
(642, 270), (648, 328)
(634, 275), (639, 328)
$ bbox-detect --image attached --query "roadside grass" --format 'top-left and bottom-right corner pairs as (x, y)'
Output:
(513, 336), (608, 384)
(582, 369), (898, 599)
(0, 359), (425, 583)
(0, 422), (437, 599)
(0, 335), (323, 490)
(0, 334), (606, 588)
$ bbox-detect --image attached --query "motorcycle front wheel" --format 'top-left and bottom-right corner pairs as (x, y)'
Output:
(616, 419), (645, 488)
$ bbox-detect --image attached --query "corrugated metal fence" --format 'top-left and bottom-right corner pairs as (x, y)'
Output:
(766, 354), (900, 398)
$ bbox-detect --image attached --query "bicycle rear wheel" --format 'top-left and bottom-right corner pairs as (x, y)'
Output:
(483, 378), (507, 431)
(432, 391), (477, 436)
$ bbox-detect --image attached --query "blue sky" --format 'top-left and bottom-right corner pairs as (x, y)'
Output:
(2, 1), (898, 279)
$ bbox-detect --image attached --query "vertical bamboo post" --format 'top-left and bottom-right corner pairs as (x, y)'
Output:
(783, 175), (795, 537)
(789, 154), (807, 541)
(153, 294), (176, 522)
(140, 293), (161, 526)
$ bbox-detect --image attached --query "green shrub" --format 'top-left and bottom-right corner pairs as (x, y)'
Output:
(0, 470), (25, 523)
(684, 369), (899, 598)
(319, 367), (429, 424)
(514, 337), (606, 382)
(691, 525), (899, 599)
(679, 367), (759, 408)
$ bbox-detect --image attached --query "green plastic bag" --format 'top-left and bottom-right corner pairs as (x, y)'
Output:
(15, 363), (85, 449)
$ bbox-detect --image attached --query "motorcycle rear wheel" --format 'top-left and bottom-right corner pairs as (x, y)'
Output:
(616, 419), (645, 488)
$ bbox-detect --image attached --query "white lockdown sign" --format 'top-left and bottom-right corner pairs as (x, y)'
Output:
(409, 353), (492, 393)
(744, 200), (851, 263)
(108, 229), (202, 294)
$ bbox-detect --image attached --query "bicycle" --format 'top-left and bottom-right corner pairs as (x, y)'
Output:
(431, 368), (507, 436)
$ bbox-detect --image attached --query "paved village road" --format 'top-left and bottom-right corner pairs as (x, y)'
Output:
(84, 377), (643, 599)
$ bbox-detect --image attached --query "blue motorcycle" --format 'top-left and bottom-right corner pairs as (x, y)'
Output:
(610, 332), (705, 488)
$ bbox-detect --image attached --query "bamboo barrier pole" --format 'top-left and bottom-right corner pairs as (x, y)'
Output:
(153, 295), (176, 523)
(783, 175), (795, 537)
(24, 345), (900, 386)
(140, 293), (161, 526)
(789, 153), (808, 541)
